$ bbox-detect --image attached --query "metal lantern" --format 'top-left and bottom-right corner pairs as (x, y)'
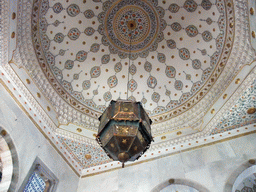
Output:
(96, 100), (153, 167)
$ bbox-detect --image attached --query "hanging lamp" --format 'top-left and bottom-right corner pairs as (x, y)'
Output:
(96, 8), (153, 168)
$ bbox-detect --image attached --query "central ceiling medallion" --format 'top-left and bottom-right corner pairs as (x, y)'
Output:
(127, 20), (137, 30)
(98, 0), (166, 60)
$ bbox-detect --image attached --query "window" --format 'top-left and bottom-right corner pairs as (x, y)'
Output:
(19, 157), (58, 192)
(23, 172), (46, 192)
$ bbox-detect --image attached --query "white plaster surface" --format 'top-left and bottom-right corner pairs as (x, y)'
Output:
(78, 133), (256, 192)
(160, 184), (199, 192)
(0, 85), (79, 192)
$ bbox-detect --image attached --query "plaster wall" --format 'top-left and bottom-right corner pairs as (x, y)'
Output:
(77, 132), (256, 192)
(0, 84), (80, 192)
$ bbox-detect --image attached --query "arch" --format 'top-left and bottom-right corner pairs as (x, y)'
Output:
(151, 178), (210, 192)
(224, 158), (256, 192)
(0, 127), (19, 192)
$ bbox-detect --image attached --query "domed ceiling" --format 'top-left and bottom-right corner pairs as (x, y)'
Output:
(2, 0), (256, 176)
(31, 0), (233, 120)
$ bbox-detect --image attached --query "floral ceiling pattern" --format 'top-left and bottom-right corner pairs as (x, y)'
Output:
(211, 80), (256, 135)
(31, 0), (234, 119)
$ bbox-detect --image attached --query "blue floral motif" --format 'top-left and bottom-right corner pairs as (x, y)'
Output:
(59, 49), (66, 56)
(73, 73), (79, 80)
(156, 6), (165, 18)
(53, 3), (63, 14)
(107, 75), (118, 88)
(129, 64), (137, 75)
(185, 25), (198, 37)
(97, 13), (105, 24)
(192, 59), (201, 69)
(166, 100), (179, 110)
(64, 60), (74, 70)
(151, 92), (160, 103)
(210, 52), (219, 67)
(201, 68), (212, 82)
(167, 39), (176, 49)
(90, 66), (101, 78)
(165, 89), (171, 96)
(39, 17), (48, 33)
(144, 61), (152, 72)
(129, 54), (139, 61)
(191, 81), (202, 93)
(147, 76), (157, 89)
(171, 22), (182, 32)
(82, 80), (91, 90)
(128, 79), (138, 92)
(107, 46), (117, 55)
(200, 49), (207, 55)
(90, 43), (100, 53)
(211, 80), (256, 135)
(63, 80), (73, 92)
(84, 27), (95, 36)
(67, 28), (81, 40)
(93, 89), (98, 95)
(114, 62), (122, 73)
(179, 48), (190, 60)
(202, 31), (213, 42)
(201, 0), (212, 10)
(216, 33), (224, 50)
(183, 0), (198, 12)
(52, 67), (62, 80)
(98, 24), (104, 35)
(73, 91), (84, 101)
(84, 10), (95, 19)
(76, 51), (87, 62)
(180, 92), (191, 103)
(118, 52), (128, 59)
(54, 33), (64, 43)
(168, 4), (180, 13)
(206, 17), (213, 25)
(139, 50), (149, 58)
(103, 91), (112, 102)
(153, 106), (165, 114)
(157, 53), (166, 63)
(101, 55), (110, 64)
(175, 80), (183, 90)
(53, 20), (61, 27)
(41, 34), (50, 50)
(102, 1), (112, 11)
(218, 15), (225, 31)
(41, 0), (49, 16)
(85, 99), (96, 108)
(165, 66), (176, 78)
(67, 4), (80, 17)
(45, 51), (55, 66)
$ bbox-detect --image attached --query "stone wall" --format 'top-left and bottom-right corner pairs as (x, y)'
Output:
(0, 84), (80, 192)
(77, 131), (256, 192)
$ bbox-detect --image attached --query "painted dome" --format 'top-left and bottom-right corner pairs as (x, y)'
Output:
(31, 0), (234, 121)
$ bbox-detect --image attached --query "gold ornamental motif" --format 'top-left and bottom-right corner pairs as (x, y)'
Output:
(247, 107), (256, 114)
